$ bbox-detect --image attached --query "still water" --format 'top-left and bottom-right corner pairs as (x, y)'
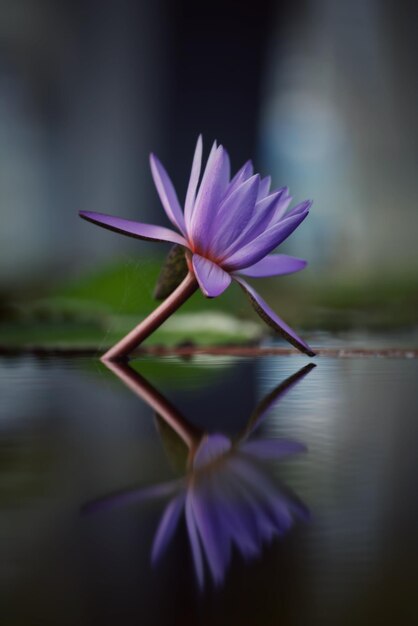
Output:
(1, 352), (417, 625)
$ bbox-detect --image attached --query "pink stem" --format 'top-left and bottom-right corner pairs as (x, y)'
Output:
(101, 271), (199, 362)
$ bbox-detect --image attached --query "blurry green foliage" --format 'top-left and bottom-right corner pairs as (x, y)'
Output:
(91, 353), (244, 390)
(0, 257), (417, 349)
(260, 269), (418, 331)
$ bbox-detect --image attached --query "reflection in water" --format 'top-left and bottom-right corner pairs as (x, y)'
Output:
(83, 362), (315, 588)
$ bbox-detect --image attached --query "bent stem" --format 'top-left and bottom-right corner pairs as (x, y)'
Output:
(102, 271), (198, 362)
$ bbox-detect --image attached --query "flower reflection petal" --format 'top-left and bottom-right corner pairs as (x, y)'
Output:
(152, 493), (186, 564)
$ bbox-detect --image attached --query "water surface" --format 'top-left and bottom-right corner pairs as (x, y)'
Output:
(1, 352), (417, 625)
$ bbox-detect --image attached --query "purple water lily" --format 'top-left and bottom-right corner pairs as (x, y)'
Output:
(83, 362), (314, 589)
(79, 136), (315, 360)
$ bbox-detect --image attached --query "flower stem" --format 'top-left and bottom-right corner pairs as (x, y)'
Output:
(101, 271), (199, 362)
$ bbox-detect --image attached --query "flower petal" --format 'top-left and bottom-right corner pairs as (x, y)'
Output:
(230, 159), (254, 186)
(150, 154), (186, 233)
(151, 493), (185, 564)
(192, 254), (232, 298)
(222, 461), (270, 547)
(228, 457), (294, 534)
(223, 159), (254, 201)
(184, 135), (203, 228)
(215, 465), (261, 555)
(211, 174), (260, 254)
(234, 277), (315, 356)
(190, 476), (231, 586)
(285, 199), (312, 219)
(257, 176), (271, 200)
(185, 493), (205, 588)
(266, 191), (293, 226)
(190, 145), (230, 253)
(224, 207), (310, 270)
(81, 479), (182, 514)
(79, 211), (189, 247)
(237, 254), (307, 278)
(212, 480), (260, 558)
(220, 188), (291, 259)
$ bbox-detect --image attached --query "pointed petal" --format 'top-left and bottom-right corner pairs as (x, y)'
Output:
(257, 176), (271, 200)
(228, 457), (294, 533)
(185, 493), (205, 588)
(223, 159), (254, 201)
(266, 188), (292, 225)
(221, 463), (269, 547)
(234, 277), (315, 356)
(215, 501), (259, 558)
(237, 254), (307, 278)
(191, 478), (231, 586)
(81, 479), (182, 514)
(150, 154), (186, 233)
(211, 174), (260, 255)
(79, 211), (189, 247)
(190, 145), (230, 253)
(230, 160), (254, 187)
(192, 254), (232, 298)
(224, 208), (309, 270)
(220, 188), (291, 259)
(285, 199), (312, 219)
(151, 493), (185, 563)
(213, 469), (260, 557)
(229, 458), (285, 523)
(184, 135), (203, 228)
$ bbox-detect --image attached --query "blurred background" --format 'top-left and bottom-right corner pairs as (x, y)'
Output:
(0, 0), (417, 349)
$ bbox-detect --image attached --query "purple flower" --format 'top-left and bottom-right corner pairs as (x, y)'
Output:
(80, 136), (314, 356)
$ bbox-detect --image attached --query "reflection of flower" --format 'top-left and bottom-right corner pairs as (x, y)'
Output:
(83, 362), (314, 589)
(80, 136), (314, 357)
(152, 434), (308, 588)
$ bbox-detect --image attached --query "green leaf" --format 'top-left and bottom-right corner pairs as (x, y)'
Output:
(153, 245), (188, 300)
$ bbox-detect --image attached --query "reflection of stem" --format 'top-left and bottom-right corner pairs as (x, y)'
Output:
(104, 360), (201, 450)
(105, 360), (316, 453)
(83, 362), (314, 516)
(102, 272), (198, 362)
